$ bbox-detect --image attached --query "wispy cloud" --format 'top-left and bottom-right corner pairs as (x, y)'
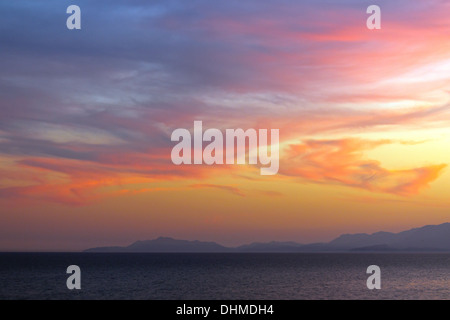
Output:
(190, 184), (245, 197)
(280, 138), (447, 195)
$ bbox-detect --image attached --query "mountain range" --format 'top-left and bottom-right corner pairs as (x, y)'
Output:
(84, 222), (450, 253)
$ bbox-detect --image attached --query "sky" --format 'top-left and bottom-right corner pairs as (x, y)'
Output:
(0, 0), (449, 251)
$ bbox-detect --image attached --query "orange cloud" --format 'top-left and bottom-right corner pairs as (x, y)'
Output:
(190, 184), (245, 197)
(279, 138), (447, 196)
(0, 152), (246, 205)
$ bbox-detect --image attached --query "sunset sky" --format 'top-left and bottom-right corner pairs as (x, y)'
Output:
(1, 0), (449, 251)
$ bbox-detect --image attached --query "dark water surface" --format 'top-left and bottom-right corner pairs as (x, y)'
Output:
(0, 253), (448, 299)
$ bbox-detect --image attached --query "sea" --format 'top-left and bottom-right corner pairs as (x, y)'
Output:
(0, 253), (448, 300)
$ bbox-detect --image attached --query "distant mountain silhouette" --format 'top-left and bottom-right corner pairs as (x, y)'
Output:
(328, 223), (450, 251)
(85, 237), (230, 253)
(84, 223), (450, 252)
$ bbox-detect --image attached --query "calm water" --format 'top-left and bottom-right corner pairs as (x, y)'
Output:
(0, 253), (448, 300)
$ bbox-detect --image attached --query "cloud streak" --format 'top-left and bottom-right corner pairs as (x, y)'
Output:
(280, 138), (447, 196)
